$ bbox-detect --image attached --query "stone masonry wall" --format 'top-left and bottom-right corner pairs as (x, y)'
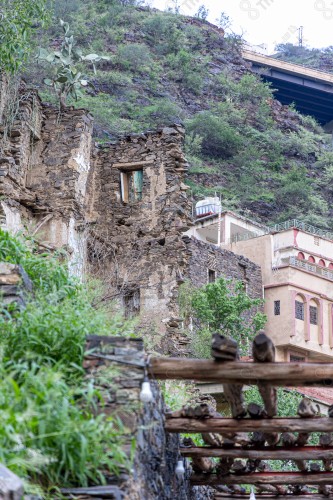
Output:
(83, 335), (212, 500)
(88, 126), (193, 355)
(184, 236), (263, 300)
(0, 81), (93, 276)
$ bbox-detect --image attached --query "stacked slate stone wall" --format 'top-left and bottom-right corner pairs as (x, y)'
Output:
(184, 236), (263, 300)
(88, 127), (193, 355)
(0, 262), (32, 308)
(83, 335), (213, 500)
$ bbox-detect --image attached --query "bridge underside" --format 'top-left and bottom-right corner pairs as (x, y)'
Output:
(251, 65), (333, 126)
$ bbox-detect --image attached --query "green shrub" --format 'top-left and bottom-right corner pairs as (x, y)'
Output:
(0, 362), (129, 488)
(187, 112), (243, 158)
(138, 99), (183, 128)
(117, 43), (152, 72)
(179, 277), (266, 357)
(0, 230), (133, 493)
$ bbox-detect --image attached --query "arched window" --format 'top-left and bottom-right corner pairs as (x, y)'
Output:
(308, 255), (315, 263)
(329, 263), (333, 270)
(319, 259), (326, 267)
(297, 252), (305, 260)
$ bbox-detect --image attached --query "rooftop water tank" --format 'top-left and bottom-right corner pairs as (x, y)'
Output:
(195, 197), (221, 218)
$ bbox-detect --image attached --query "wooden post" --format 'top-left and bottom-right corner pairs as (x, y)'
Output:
(211, 334), (246, 418)
(252, 333), (277, 418)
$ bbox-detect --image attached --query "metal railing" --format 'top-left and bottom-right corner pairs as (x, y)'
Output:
(230, 231), (267, 244)
(287, 256), (333, 281)
(269, 220), (333, 240)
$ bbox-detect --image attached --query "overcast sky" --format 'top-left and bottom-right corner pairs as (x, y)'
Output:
(150, 0), (333, 52)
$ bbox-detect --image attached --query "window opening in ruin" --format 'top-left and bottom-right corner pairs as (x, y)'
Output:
(290, 354), (306, 362)
(274, 300), (280, 316)
(120, 169), (143, 203)
(242, 280), (249, 293)
(0, 204), (6, 230)
(295, 300), (304, 320)
(310, 305), (318, 325)
(208, 269), (216, 283)
(123, 290), (140, 318)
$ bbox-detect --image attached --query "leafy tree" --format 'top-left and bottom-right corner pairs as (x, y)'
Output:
(37, 20), (109, 108)
(0, 0), (49, 73)
(180, 277), (266, 357)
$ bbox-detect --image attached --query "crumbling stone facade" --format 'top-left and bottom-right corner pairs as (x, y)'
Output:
(0, 81), (264, 356)
(88, 127), (192, 355)
(0, 81), (93, 276)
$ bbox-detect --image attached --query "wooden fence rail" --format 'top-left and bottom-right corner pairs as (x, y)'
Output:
(180, 446), (333, 461)
(166, 417), (333, 434)
(191, 471), (333, 486)
(150, 358), (333, 386)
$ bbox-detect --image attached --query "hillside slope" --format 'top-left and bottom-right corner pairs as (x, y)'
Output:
(25, 1), (333, 228)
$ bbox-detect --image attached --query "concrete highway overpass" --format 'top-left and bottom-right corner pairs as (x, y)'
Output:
(242, 49), (333, 128)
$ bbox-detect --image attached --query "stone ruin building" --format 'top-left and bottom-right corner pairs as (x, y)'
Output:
(0, 79), (263, 355)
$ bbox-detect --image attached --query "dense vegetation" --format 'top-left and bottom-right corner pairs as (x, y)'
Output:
(16, 0), (333, 229)
(179, 277), (266, 357)
(0, 230), (132, 497)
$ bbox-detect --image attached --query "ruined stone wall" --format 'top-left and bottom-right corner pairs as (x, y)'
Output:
(184, 236), (263, 300)
(83, 335), (213, 500)
(88, 126), (192, 355)
(0, 83), (93, 276)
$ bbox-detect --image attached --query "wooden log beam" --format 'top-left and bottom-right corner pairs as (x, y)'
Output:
(166, 417), (333, 433)
(213, 497), (331, 500)
(150, 358), (333, 386)
(191, 471), (333, 485)
(181, 446), (333, 461)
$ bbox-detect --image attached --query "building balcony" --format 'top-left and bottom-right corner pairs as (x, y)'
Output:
(280, 256), (333, 282)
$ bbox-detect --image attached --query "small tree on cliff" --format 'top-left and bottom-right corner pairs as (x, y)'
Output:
(0, 0), (48, 74)
(37, 20), (109, 109)
(179, 277), (266, 357)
